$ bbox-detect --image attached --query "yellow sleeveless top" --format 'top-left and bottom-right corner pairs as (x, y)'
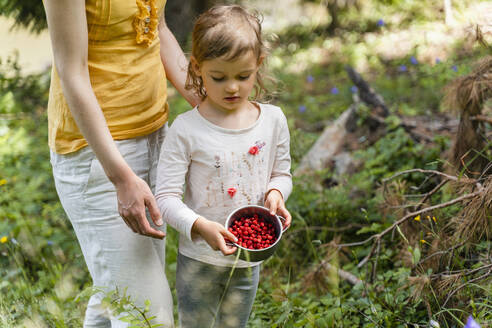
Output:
(48, 0), (169, 154)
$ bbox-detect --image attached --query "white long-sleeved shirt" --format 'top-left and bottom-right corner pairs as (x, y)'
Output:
(155, 103), (292, 267)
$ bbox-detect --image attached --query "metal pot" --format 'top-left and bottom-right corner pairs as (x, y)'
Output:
(225, 205), (288, 262)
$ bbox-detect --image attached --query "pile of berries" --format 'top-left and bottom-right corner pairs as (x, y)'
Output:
(228, 214), (277, 250)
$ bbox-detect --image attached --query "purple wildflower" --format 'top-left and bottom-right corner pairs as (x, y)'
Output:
(350, 85), (358, 93)
(306, 75), (314, 83)
(399, 65), (407, 72)
(435, 58), (441, 64)
(298, 105), (307, 113)
(47, 240), (54, 246)
(377, 19), (384, 27)
(464, 316), (481, 328)
(331, 87), (339, 95)
(451, 65), (458, 72)
(410, 56), (418, 65)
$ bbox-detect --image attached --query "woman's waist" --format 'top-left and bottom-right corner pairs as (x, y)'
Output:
(88, 35), (159, 48)
(87, 38), (161, 66)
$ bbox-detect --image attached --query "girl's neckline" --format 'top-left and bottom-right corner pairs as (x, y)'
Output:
(194, 102), (264, 134)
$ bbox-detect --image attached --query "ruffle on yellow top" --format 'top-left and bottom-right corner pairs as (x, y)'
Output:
(133, 0), (159, 47)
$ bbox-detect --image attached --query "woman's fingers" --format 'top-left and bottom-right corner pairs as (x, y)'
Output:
(116, 176), (165, 239)
(119, 201), (165, 239)
(136, 213), (165, 239)
(131, 202), (165, 239)
(120, 211), (138, 233)
(145, 194), (164, 227)
(119, 206), (140, 234)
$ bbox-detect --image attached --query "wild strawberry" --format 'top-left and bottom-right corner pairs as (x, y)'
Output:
(229, 215), (278, 249)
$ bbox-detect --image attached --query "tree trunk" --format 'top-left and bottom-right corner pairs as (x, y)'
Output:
(326, 0), (339, 34)
(164, 0), (217, 48)
(444, 0), (454, 26)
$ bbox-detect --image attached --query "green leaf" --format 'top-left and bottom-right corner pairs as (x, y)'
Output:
(412, 247), (421, 265)
(356, 223), (382, 235)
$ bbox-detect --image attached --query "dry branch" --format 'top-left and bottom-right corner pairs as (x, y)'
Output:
(383, 169), (462, 184)
(336, 189), (483, 267)
(442, 267), (492, 307)
(322, 262), (363, 285)
(346, 66), (389, 117)
(471, 114), (492, 125)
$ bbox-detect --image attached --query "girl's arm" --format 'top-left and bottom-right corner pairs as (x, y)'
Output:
(158, 12), (201, 107)
(264, 111), (293, 227)
(155, 119), (237, 255)
(43, 0), (165, 239)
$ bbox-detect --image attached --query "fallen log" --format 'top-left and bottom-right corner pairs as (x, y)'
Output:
(295, 67), (459, 177)
(323, 262), (363, 286)
(294, 104), (357, 176)
(294, 66), (389, 177)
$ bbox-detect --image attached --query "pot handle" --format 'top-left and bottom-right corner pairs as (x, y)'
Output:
(277, 215), (290, 232)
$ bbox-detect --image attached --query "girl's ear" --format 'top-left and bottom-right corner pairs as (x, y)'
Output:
(257, 55), (266, 67)
(190, 56), (202, 77)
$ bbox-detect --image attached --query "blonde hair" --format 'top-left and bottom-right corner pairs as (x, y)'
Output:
(185, 5), (270, 100)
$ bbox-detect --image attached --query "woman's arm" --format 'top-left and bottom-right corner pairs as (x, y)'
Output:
(158, 12), (201, 107)
(43, 0), (165, 239)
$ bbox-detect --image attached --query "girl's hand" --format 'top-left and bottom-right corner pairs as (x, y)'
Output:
(264, 189), (291, 229)
(191, 217), (238, 256)
(116, 172), (165, 239)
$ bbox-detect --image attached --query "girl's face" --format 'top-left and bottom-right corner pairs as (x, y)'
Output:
(193, 50), (261, 112)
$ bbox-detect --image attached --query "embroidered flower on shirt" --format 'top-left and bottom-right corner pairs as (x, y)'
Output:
(249, 146), (259, 155)
(227, 187), (237, 198)
(214, 155), (221, 168)
(248, 141), (266, 155)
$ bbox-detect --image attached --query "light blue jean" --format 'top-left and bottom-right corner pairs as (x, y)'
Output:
(50, 125), (174, 327)
(176, 253), (260, 328)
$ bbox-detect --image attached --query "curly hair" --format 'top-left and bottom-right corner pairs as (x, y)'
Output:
(185, 5), (270, 100)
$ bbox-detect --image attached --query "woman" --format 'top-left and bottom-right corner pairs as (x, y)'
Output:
(42, 0), (199, 326)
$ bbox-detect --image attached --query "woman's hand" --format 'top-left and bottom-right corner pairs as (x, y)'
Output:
(115, 172), (165, 239)
(191, 217), (238, 256)
(264, 189), (291, 229)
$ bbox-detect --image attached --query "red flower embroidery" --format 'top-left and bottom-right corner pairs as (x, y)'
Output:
(248, 146), (259, 155)
(227, 187), (237, 198)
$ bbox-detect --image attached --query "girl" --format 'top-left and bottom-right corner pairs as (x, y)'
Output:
(155, 5), (292, 328)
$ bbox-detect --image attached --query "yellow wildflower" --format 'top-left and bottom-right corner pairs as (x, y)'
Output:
(414, 215), (421, 222)
(426, 215), (431, 220)
(432, 216), (437, 223)
(420, 239), (427, 244)
(0, 236), (7, 244)
(0, 179), (6, 186)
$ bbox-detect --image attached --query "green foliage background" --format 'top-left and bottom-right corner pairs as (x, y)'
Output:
(1, 0), (491, 327)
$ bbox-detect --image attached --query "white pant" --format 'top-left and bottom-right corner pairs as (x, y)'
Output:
(50, 126), (174, 327)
